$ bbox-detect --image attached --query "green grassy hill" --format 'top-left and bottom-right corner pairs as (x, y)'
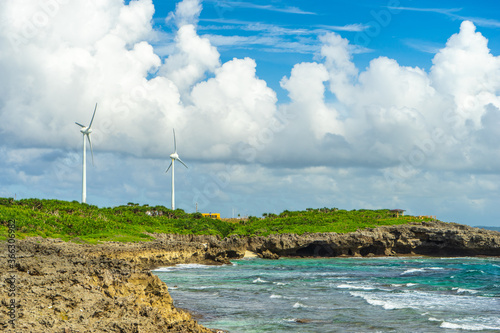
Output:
(0, 198), (434, 243)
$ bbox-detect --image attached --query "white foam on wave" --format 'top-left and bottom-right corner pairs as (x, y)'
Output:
(348, 287), (494, 312)
(452, 287), (478, 294)
(390, 283), (418, 288)
(401, 268), (425, 275)
(401, 267), (444, 275)
(270, 294), (283, 299)
(153, 263), (215, 272)
(467, 269), (485, 274)
(350, 289), (496, 313)
(190, 285), (216, 290)
(293, 302), (308, 308)
(366, 298), (405, 310)
(253, 277), (269, 283)
(349, 291), (417, 310)
(433, 315), (500, 331)
(315, 271), (350, 277)
(427, 310), (500, 330)
(440, 321), (499, 331)
(337, 284), (375, 291)
(274, 282), (287, 286)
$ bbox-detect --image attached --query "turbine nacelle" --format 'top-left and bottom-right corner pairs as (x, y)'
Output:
(80, 127), (92, 135)
(170, 152), (179, 159)
(75, 103), (97, 167)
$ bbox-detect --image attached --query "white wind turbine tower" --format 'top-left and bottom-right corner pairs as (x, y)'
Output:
(75, 103), (97, 204)
(166, 129), (188, 210)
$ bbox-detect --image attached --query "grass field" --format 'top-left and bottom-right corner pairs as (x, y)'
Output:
(0, 198), (435, 243)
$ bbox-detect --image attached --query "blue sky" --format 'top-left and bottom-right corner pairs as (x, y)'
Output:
(152, 0), (500, 99)
(1, 0), (500, 227)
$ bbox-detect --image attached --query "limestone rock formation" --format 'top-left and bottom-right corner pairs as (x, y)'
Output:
(245, 222), (500, 258)
(0, 238), (224, 333)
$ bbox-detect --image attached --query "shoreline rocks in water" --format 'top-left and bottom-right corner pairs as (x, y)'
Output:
(1, 222), (499, 332)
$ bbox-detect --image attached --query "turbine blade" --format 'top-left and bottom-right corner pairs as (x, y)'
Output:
(165, 161), (173, 173)
(88, 103), (97, 129)
(177, 157), (188, 169)
(87, 134), (94, 166)
(75, 122), (85, 128)
(173, 128), (177, 153)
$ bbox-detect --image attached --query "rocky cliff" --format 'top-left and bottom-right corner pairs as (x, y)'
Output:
(0, 237), (226, 333)
(1, 221), (498, 332)
(244, 221), (500, 258)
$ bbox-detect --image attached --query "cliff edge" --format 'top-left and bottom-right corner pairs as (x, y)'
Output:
(244, 221), (500, 258)
(1, 221), (499, 332)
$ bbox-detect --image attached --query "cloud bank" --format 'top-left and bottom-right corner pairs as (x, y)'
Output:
(0, 0), (499, 224)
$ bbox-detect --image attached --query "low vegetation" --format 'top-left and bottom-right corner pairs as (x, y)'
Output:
(231, 208), (430, 236)
(0, 198), (435, 243)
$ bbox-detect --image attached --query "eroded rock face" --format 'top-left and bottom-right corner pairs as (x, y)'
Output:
(245, 222), (500, 258)
(0, 238), (229, 333)
(0, 222), (498, 332)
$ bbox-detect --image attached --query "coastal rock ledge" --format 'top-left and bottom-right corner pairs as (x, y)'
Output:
(245, 221), (500, 258)
(1, 222), (498, 332)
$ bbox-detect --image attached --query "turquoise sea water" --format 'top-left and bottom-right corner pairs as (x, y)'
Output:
(153, 257), (500, 332)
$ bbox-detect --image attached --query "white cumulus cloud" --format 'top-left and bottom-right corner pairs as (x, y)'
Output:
(0, 0), (499, 226)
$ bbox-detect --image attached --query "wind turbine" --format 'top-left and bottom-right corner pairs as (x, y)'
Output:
(75, 103), (97, 204)
(166, 129), (188, 210)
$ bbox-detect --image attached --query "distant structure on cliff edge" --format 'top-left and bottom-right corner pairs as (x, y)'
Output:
(202, 213), (221, 220)
(389, 209), (405, 218)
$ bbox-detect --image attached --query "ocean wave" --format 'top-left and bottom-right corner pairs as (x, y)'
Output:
(253, 277), (269, 283)
(337, 284), (376, 290)
(401, 267), (444, 275)
(270, 294), (283, 299)
(440, 321), (500, 331)
(273, 282), (288, 286)
(466, 269), (485, 274)
(153, 263), (216, 272)
(452, 287), (478, 294)
(390, 283), (418, 287)
(189, 286), (216, 290)
(314, 272), (350, 277)
(293, 302), (308, 308)
(349, 291), (418, 310)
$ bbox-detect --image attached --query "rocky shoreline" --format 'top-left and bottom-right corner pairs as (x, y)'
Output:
(1, 221), (499, 332)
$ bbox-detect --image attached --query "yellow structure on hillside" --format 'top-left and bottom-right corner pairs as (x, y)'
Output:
(418, 215), (437, 220)
(389, 209), (405, 218)
(202, 213), (221, 220)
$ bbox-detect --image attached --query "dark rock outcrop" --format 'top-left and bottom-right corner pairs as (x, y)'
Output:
(258, 249), (280, 259)
(245, 222), (500, 258)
